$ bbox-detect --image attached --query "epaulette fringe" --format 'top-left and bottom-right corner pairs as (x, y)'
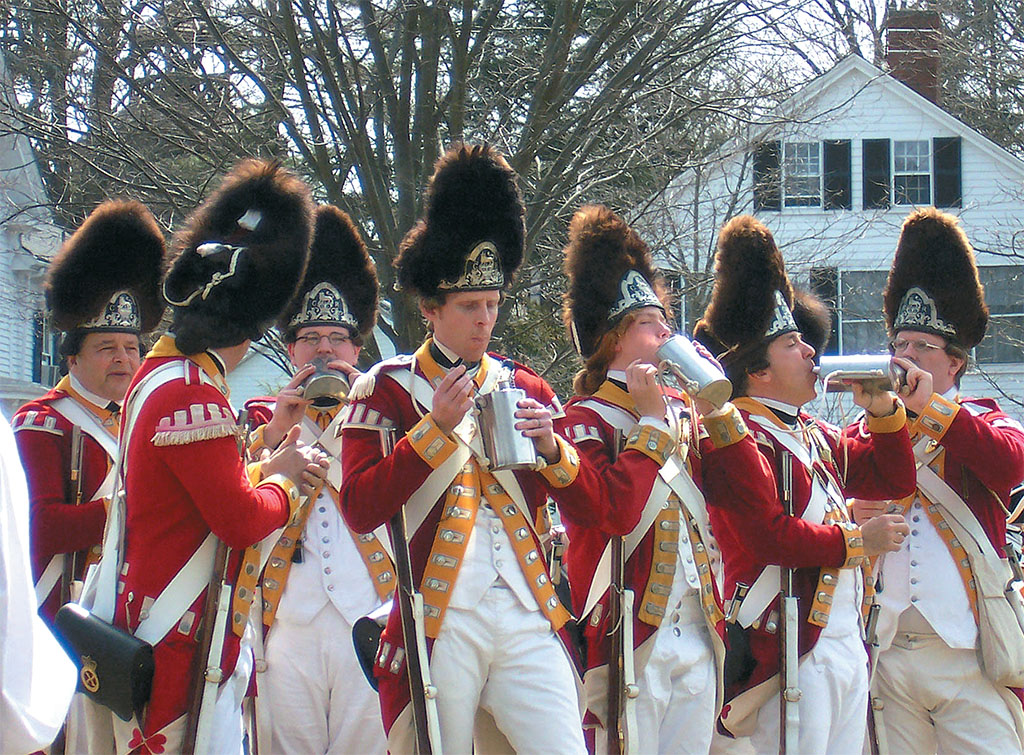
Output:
(152, 423), (239, 446)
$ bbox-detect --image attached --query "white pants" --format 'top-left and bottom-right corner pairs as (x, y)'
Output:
(424, 582), (586, 754)
(595, 598), (716, 755)
(261, 602), (386, 754)
(874, 632), (1021, 754)
(751, 630), (869, 755)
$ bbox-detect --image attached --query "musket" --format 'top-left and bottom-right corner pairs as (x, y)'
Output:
(778, 450), (801, 754)
(381, 427), (442, 754)
(60, 425), (86, 607)
(606, 428), (638, 755)
(182, 408), (249, 754)
(865, 594), (889, 755)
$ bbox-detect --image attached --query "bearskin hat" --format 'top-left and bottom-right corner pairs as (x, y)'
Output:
(395, 143), (524, 298)
(277, 204), (378, 341)
(693, 215), (800, 385)
(883, 207), (987, 350)
(562, 204), (669, 358)
(46, 200), (166, 335)
(164, 159), (314, 354)
(793, 290), (832, 358)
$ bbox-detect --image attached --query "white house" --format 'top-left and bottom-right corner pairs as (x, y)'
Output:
(0, 54), (63, 419)
(648, 36), (1024, 422)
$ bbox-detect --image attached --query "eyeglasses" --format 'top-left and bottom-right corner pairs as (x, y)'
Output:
(889, 338), (944, 354)
(295, 333), (352, 347)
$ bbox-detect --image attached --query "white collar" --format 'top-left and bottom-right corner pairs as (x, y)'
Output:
(606, 369), (628, 383)
(432, 337), (463, 366)
(69, 373), (118, 410)
(752, 395), (802, 417)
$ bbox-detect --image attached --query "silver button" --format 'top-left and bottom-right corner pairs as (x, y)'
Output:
(319, 506), (326, 513)
(680, 536), (689, 545)
(323, 552), (330, 558)
(671, 612), (679, 623)
(911, 560), (918, 567)
(673, 627), (681, 637)
(912, 516), (920, 523)
(322, 537), (330, 544)
(911, 529), (919, 536)
(325, 567), (332, 575)
(676, 600), (683, 609)
(491, 525), (501, 534)
(685, 557), (693, 564)
(911, 596), (918, 602)
(321, 521), (329, 528)
(494, 543), (501, 551)
(910, 577), (918, 584)
(327, 584), (335, 592)
(495, 560), (504, 568)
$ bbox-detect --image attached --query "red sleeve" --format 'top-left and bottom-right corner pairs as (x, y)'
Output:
(339, 375), (435, 534)
(144, 383), (290, 549)
(835, 413), (916, 500)
(553, 406), (662, 535)
(942, 404), (1024, 493)
(704, 433), (849, 569)
(14, 416), (107, 562)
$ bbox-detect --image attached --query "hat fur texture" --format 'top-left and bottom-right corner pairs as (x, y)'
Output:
(562, 204), (668, 358)
(278, 204), (378, 338)
(46, 200), (166, 333)
(883, 207), (987, 349)
(395, 143), (524, 298)
(792, 289), (832, 357)
(164, 159), (314, 354)
(693, 215), (793, 352)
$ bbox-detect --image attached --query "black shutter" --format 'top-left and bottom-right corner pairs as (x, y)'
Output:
(862, 139), (891, 209)
(934, 136), (962, 208)
(753, 141), (781, 211)
(823, 140), (852, 210)
(32, 312), (43, 384)
(809, 266), (839, 355)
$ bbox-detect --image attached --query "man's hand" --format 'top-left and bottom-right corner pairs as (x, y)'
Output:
(431, 365), (475, 435)
(327, 359), (361, 381)
(860, 513), (910, 556)
(626, 360), (666, 420)
(848, 380), (897, 418)
(298, 444), (330, 500)
(262, 426), (328, 497)
(895, 357), (934, 415)
(850, 497), (888, 524)
(265, 364), (315, 448)
(515, 398), (559, 463)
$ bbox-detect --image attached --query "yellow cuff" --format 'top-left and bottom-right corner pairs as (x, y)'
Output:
(537, 435), (580, 488)
(865, 399), (907, 434)
(246, 460), (266, 486)
(838, 522), (867, 569)
(407, 414), (459, 469)
(624, 423), (675, 466)
(702, 403), (749, 449)
(258, 473), (302, 523)
(248, 424), (272, 454)
(915, 394), (959, 442)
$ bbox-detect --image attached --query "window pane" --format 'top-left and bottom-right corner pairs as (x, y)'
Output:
(978, 266), (1024, 316)
(843, 320), (889, 354)
(894, 140), (930, 172)
(894, 174), (931, 205)
(976, 316), (1024, 363)
(840, 271), (888, 320)
(784, 142), (820, 207)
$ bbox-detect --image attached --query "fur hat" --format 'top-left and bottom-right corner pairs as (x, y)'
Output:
(562, 204), (668, 358)
(46, 200), (166, 336)
(793, 290), (832, 358)
(395, 143), (524, 298)
(164, 159), (314, 354)
(693, 215), (800, 383)
(278, 205), (378, 341)
(883, 207), (987, 350)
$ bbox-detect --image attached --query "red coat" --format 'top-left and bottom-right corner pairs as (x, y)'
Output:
(12, 381), (115, 621)
(113, 337), (294, 738)
(714, 397), (915, 731)
(557, 385), (760, 670)
(339, 348), (596, 734)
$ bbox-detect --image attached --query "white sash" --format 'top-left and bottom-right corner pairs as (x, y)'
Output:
(50, 397), (119, 503)
(34, 555), (64, 606)
(82, 362), (220, 651)
(735, 415), (842, 628)
(576, 398), (715, 619)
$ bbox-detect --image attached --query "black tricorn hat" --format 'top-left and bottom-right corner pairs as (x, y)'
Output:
(46, 200), (166, 335)
(562, 204), (669, 358)
(395, 143), (524, 298)
(883, 207), (987, 350)
(693, 215), (798, 359)
(164, 159), (314, 354)
(278, 204), (379, 341)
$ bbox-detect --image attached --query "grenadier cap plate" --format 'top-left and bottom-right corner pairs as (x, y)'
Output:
(289, 282), (357, 330)
(437, 241), (505, 291)
(80, 290), (142, 332)
(893, 286), (957, 339)
(607, 269), (663, 320)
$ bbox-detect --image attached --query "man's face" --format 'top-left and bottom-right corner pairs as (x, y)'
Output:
(749, 331), (818, 407)
(287, 325), (360, 369)
(613, 307), (673, 368)
(421, 290), (500, 363)
(68, 332), (142, 402)
(892, 329), (961, 395)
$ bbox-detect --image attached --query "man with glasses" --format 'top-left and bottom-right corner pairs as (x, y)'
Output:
(859, 208), (1024, 752)
(245, 205), (393, 754)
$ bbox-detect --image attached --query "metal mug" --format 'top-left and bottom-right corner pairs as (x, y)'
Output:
(475, 365), (538, 471)
(302, 357), (350, 409)
(656, 335), (733, 409)
(816, 354), (907, 394)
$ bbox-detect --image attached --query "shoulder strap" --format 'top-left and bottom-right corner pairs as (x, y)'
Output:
(49, 397), (118, 460)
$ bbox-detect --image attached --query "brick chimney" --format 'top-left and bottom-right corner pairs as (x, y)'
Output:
(884, 8), (941, 104)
